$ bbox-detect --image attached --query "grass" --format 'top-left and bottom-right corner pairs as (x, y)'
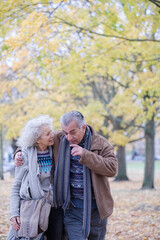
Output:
(127, 160), (160, 171)
(126, 160), (160, 188)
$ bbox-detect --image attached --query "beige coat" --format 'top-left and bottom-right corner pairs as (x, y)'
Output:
(53, 125), (118, 220)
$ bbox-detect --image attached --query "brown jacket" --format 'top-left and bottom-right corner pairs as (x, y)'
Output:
(53, 125), (118, 220)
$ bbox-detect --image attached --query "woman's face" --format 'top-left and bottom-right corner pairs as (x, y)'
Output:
(37, 125), (54, 148)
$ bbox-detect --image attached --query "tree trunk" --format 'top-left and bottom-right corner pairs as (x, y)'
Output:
(0, 123), (4, 180)
(115, 145), (128, 181)
(142, 117), (155, 189)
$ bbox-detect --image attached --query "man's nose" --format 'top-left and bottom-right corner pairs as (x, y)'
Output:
(67, 134), (73, 142)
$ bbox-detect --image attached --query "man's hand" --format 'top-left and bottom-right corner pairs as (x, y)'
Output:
(11, 216), (21, 230)
(71, 144), (83, 157)
(15, 152), (23, 167)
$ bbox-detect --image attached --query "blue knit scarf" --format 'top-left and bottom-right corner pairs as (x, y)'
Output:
(53, 126), (92, 239)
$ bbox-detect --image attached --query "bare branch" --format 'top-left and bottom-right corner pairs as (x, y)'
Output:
(128, 136), (145, 143)
(113, 57), (160, 63)
(55, 16), (160, 43)
(149, 0), (160, 8)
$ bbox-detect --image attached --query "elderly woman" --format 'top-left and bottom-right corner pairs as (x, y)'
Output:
(7, 115), (62, 240)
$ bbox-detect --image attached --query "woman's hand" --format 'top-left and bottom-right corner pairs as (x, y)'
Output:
(11, 216), (21, 230)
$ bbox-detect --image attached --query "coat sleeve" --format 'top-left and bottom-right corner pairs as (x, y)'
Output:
(10, 150), (28, 219)
(13, 147), (21, 159)
(79, 140), (118, 177)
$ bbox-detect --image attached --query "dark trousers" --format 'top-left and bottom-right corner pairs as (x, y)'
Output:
(45, 207), (64, 240)
(64, 204), (107, 240)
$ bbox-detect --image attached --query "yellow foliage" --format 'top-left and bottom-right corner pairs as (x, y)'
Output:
(109, 131), (129, 147)
(0, 0), (160, 143)
(80, 101), (105, 132)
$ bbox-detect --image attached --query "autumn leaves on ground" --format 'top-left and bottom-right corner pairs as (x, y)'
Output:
(0, 161), (160, 240)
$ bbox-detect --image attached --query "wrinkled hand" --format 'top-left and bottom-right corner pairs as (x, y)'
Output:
(71, 144), (83, 157)
(11, 216), (21, 230)
(15, 152), (23, 167)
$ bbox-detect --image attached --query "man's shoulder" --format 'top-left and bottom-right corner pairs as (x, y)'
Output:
(54, 130), (63, 136)
(89, 125), (108, 141)
(54, 130), (64, 142)
(93, 131), (110, 144)
(89, 125), (113, 150)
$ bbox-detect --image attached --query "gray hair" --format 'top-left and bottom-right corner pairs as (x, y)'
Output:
(60, 111), (85, 129)
(17, 115), (53, 149)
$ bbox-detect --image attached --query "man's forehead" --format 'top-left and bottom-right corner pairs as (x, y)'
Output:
(62, 121), (79, 132)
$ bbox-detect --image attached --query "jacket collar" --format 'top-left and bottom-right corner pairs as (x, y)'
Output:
(87, 125), (103, 151)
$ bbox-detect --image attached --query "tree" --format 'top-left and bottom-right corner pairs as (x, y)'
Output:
(0, 0), (159, 186)
(143, 115), (155, 188)
(0, 123), (4, 180)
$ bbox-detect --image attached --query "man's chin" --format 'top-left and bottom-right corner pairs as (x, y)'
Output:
(70, 141), (77, 145)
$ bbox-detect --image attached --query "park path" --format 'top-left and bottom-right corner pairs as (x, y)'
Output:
(0, 171), (160, 240)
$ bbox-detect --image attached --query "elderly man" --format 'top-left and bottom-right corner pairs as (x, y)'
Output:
(53, 111), (118, 240)
(15, 111), (118, 240)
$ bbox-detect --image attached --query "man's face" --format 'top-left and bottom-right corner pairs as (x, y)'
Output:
(62, 120), (86, 145)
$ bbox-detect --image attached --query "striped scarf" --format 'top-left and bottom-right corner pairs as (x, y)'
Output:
(53, 126), (92, 239)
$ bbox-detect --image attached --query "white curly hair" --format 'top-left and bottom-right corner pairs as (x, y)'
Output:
(17, 115), (53, 149)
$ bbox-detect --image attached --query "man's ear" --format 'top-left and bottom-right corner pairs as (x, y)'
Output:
(82, 124), (87, 132)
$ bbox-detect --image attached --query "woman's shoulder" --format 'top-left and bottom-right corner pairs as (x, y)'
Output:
(21, 147), (33, 162)
(22, 147), (29, 155)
